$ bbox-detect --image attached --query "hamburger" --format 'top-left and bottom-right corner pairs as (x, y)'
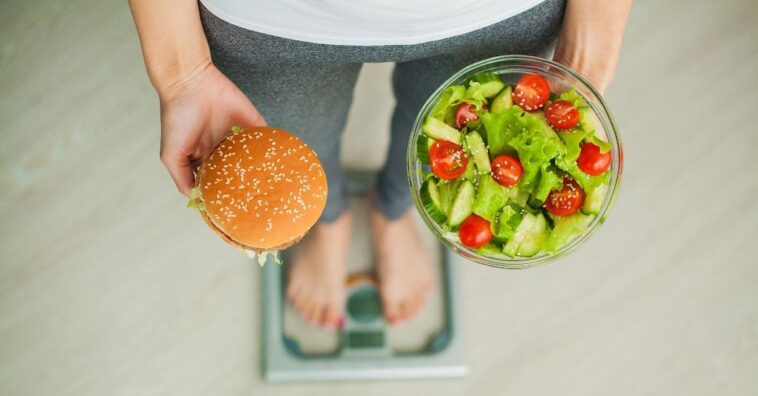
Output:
(188, 126), (327, 263)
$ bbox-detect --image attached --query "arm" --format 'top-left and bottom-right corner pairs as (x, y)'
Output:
(128, 0), (210, 98)
(129, 0), (265, 196)
(553, 0), (633, 93)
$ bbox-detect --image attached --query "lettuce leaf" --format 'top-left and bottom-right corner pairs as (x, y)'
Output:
(532, 164), (563, 203)
(480, 111), (517, 156)
(429, 82), (488, 126)
(464, 82), (487, 108)
(558, 89), (611, 154)
(472, 174), (509, 222)
(481, 105), (566, 192)
(504, 108), (565, 190)
(585, 133), (612, 154)
(246, 250), (282, 266)
(492, 204), (524, 240)
(187, 186), (204, 210)
(430, 85), (466, 122)
(552, 89), (612, 185)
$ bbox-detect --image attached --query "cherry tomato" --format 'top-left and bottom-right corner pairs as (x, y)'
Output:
(512, 73), (550, 111)
(577, 142), (611, 176)
(459, 214), (493, 248)
(429, 140), (469, 180)
(490, 155), (523, 187)
(544, 177), (585, 216)
(545, 100), (579, 130)
(454, 102), (479, 129)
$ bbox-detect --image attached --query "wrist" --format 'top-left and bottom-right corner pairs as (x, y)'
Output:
(152, 55), (213, 102)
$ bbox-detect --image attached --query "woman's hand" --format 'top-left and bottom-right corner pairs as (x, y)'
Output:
(159, 59), (266, 195)
(129, 0), (265, 196)
(553, 0), (633, 93)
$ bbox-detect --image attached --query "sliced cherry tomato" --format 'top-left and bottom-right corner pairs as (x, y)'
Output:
(429, 140), (469, 180)
(459, 214), (493, 248)
(454, 102), (479, 129)
(490, 155), (523, 187)
(577, 142), (611, 176)
(512, 73), (550, 111)
(544, 177), (585, 216)
(545, 100), (579, 130)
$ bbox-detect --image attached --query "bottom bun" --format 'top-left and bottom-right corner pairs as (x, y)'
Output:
(199, 208), (305, 253)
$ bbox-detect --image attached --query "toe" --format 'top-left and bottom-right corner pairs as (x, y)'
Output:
(382, 296), (402, 324)
(291, 298), (309, 321)
(304, 303), (322, 325)
(322, 303), (342, 328)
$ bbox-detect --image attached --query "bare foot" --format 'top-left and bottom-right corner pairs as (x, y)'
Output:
(286, 210), (351, 329)
(370, 206), (435, 324)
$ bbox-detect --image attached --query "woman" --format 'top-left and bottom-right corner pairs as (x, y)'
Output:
(129, 0), (632, 328)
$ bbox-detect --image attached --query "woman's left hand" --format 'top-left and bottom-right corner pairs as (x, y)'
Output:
(553, 0), (633, 94)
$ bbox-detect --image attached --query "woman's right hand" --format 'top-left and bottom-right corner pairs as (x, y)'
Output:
(158, 58), (266, 196)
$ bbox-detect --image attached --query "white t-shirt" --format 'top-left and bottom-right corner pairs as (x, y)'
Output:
(200, 0), (545, 46)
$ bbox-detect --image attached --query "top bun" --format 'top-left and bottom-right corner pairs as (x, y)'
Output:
(195, 127), (327, 251)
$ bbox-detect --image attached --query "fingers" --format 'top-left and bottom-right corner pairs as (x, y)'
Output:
(161, 151), (195, 196)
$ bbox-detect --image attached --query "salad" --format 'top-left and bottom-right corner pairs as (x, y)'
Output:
(416, 71), (613, 258)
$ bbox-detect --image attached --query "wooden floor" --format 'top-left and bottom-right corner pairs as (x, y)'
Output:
(1, 0), (757, 395)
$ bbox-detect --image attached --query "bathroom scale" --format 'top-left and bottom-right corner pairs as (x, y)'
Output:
(260, 172), (466, 382)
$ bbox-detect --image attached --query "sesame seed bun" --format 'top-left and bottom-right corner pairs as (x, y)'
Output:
(194, 127), (327, 252)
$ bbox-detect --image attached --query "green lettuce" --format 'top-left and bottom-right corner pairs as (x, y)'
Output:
(504, 108), (565, 190)
(187, 186), (204, 210)
(532, 164), (563, 203)
(430, 85), (466, 122)
(492, 204), (524, 240)
(481, 105), (566, 192)
(557, 89), (611, 154)
(429, 83), (488, 126)
(480, 111), (517, 156)
(472, 174), (509, 222)
(552, 89), (612, 187)
(464, 82), (487, 107)
(246, 250), (282, 266)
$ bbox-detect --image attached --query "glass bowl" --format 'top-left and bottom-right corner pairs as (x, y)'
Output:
(406, 55), (623, 269)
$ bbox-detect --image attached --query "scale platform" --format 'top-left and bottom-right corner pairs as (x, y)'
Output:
(261, 172), (466, 382)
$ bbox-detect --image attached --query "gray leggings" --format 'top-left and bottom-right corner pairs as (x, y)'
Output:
(200, 0), (565, 222)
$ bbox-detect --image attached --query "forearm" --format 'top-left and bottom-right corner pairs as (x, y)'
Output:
(128, 0), (210, 98)
(554, 0), (633, 92)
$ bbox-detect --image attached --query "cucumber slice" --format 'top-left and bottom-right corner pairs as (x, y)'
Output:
(464, 131), (491, 173)
(437, 180), (459, 216)
(447, 180), (475, 227)
(516, 213), (548, 257)
(477, 243), (508, 258)
(502, 212), (537, 257)
(582, 183), (608, 215)
(422, 116), (462, 145)
(544, 212), (595, 253)
(462, 156), (477, 182)
(416, 135), (435, 165)
(491, 86), (513, 113)
(472, 72), (506, 98)
(420, 179), (447, 224)
(507, 186), (530, 207)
